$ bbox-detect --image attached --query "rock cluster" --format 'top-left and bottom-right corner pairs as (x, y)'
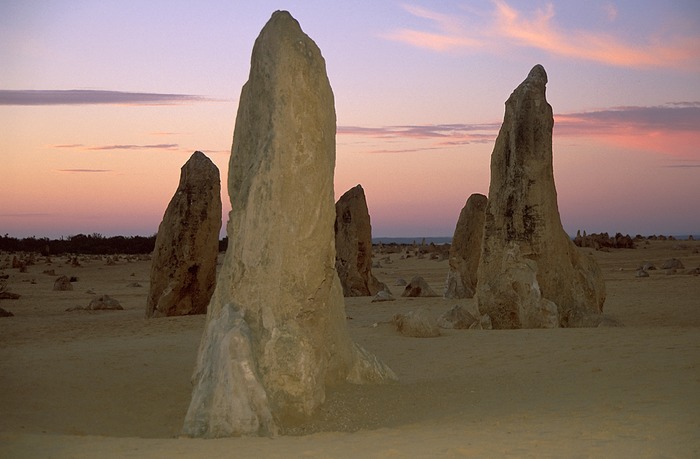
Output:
(335, 184), (385, 296)
(475, 65), (606, 329)
(574, 231), (635, 250)
(183, 11), (395, 438)
(146, 151), (221, 318)
(444, 193), (487, 299)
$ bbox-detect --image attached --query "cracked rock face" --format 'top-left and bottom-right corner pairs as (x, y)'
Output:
(146, 151), (221, 318)
(183, 11), (395, 438)
(476, 65), (606, 329)
(335, 184), (385, 297)
(444, 193), (487, 299)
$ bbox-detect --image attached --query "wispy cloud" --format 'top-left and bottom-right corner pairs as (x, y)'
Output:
(52, 144), (85, 149)
(338, 123), (498, 144)
(365, 146), (444, 154)
(383, 5), (483, 52)
(52, 143), (180, 152)
(339, 102), (700, 157)
(663, 164), (700, 168)
(149, 131), (180, 136)
(384, 1), (700, 69)
(555, 102), (700, 157)
(0, 89), (210, 106)
(555, 102), (700, 134)
(58, 169), (112, 173)
(0, 213), (54, 218)
(85, 144), (179, 151)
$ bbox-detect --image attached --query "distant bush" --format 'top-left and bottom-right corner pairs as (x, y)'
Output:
(0, 233), (157, 255)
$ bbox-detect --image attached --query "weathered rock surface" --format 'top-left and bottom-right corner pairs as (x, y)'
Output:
(392, 309), (441, 337)
(475, 65), (606, 329)
(444, 193), (487, 299)
(184, 304), (276, 437)
(87, 294), (123, 310)
(183, 11), (395, 438)
(146, 151), (221, 318)
(371, 290), (395, 303)
(437, 304), (478, 329)
(335, 184), (385, 296)
(661, 258), (684, 270)
(401, 276), (439, 297)
(53, 275), (73, 291)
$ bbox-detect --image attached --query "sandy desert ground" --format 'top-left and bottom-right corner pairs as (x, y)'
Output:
(1, 240), (699, 458)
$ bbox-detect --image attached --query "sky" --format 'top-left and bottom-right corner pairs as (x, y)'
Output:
(1, 0), (699, 239)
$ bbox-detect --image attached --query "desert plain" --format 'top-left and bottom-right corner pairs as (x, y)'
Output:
(0, 239), (699, 458)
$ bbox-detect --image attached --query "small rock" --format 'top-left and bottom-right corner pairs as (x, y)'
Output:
(437, 304), (478, 329)
(660, 258), (684, 270)
(394, 278), (407, 286)
(53, 275), (73, 291)
(87, 295), (123, 310)
(371, 290), (395, 303)
(635, 269), (650, 278)
(0, 307), (14, 317)
(392, 309), (440, 337)
(401, 276), (438, 297)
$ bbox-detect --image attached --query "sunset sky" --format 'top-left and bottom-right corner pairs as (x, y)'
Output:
(2, 1), (699, 239)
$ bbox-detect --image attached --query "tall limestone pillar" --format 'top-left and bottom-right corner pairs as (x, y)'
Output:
(476, 65), (606, 329)
(183, 11), (395, 438)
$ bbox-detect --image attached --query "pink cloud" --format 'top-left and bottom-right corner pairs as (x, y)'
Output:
(554, 102), (700, 157)
(338, 124), (497, 144)
(338, 103), (700, 158)
(384, 2), (700, 69)
(492, 0), (699, 68)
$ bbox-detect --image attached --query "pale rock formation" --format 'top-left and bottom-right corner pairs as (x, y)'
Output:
(476, 65), (606, 329)
(444, 193), (487, 299)
(334, 184), (385, 296)
(401, 276), (438, 297)
(183, 11), (395, 438)
(146, 151), (221, 318)
(392, 309), (440, 338)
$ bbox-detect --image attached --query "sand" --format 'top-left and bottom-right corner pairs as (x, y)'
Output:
(1, 240), (699, 458)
